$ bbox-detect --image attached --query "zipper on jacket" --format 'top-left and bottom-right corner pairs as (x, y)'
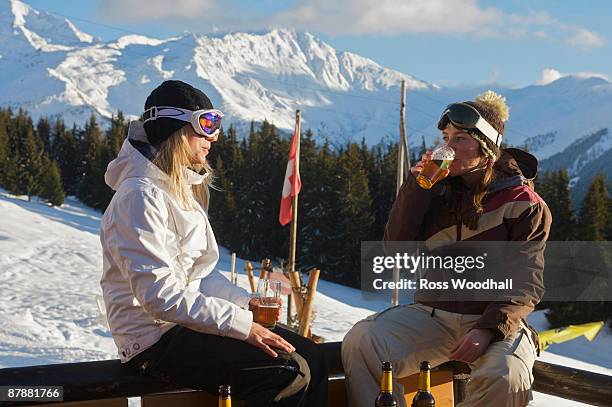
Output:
(456, 217), (462, 241)
(456, 190), (463, 241)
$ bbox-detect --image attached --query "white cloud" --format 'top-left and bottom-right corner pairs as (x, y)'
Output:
(508, 11), (604, 51)
(536, 68), (564, 85)
(509, 11), (553, 26)
(533, 30), (548, 39)
(98, 0), (216, 21)
(566, 27), (605, 51)
(536, 68), (610, 86)
(95, 0), (605, 53)
(270, 0), (502, 36)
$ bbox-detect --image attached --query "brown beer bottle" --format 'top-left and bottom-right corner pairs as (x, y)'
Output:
(411, 361), (435, 407)
(375, 362), (398, 406)
(218, 384), (231, 407)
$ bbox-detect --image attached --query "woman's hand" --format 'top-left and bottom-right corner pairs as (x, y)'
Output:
(449, 329), (493, 363)
(249, 297), (283, 321)
(245, 322), (295, 358)
(410, 150), (450, 182)
(410, 150), (433, 178)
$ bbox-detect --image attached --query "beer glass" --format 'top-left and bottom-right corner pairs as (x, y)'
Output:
(415, 144), (455, 189)
(253, 279), (281, 329)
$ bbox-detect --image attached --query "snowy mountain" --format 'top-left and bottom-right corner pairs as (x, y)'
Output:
(1, 188), (610, 407)
(1, 0), (612, 184)
(540, 128), (612, 203)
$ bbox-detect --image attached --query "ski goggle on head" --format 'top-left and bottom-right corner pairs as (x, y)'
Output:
(437, 103), (502, 147)
(142, 106), (224, 141)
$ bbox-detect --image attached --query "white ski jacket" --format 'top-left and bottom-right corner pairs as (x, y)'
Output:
(100, 121), (253, 363)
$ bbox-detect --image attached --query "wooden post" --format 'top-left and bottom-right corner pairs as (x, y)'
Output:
(230, 253), (236, 285)
(401, 80), (411, 174)
(289, 110), (304, 320)
(298, 268), (320, 337)
(280, 259), (293, 325)
(245, 261), (256, 293)
(260, 258), (271, 280)
(392, 80), (408, 307)
(287, 294), (293, 326)
(397, 80), (407, 191)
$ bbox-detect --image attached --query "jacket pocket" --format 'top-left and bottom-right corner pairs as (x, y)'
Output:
(511, 328), (536, 384)
(231, 360), (308, 404)
(239, 363), (304, 377)
(363, 304), (406, 322)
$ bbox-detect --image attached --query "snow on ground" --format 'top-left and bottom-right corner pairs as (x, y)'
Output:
(0, 189), (610, 406)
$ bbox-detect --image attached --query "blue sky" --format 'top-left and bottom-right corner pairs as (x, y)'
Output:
(26, 0), (610, 88)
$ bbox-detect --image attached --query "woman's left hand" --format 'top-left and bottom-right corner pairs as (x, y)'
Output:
(449, 329), (493, 363)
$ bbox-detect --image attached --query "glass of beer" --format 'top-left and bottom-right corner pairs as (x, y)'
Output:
(253, 279), (281, 329)
(415, 144), (455, 189)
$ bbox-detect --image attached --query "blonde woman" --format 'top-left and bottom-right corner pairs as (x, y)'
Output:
(100, 80), (327, 406)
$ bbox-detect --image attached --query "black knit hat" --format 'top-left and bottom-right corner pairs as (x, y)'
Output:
(143, 80), (214, 147)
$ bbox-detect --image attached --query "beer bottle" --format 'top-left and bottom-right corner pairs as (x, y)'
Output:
(411, 361), (435, 407)
(375, 361), (398, 406)
(218, 384), (231, 407)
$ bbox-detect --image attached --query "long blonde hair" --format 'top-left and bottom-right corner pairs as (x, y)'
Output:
(151, 126), (215, 211)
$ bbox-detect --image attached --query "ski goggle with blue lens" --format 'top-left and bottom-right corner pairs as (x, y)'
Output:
(142, 106), (224, 141)
(437, 103), (502, 147)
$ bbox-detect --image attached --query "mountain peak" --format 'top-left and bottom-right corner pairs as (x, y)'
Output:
(1, 0), (94, 50)
(8, 0), (32, 27)
(1, 0), (611, 168)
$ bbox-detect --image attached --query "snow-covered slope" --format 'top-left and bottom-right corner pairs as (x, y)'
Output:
(0, 189), (610, 406)
(1, 0), (611, 184)
(540, 128), (612, 204)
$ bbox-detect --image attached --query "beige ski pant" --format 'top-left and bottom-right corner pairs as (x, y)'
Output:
(342, 303), (537, 407)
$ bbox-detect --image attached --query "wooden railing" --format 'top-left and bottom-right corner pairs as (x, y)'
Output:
(0, 342), (610, 406)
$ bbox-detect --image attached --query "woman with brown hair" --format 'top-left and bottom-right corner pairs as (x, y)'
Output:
(100, 80), (327, 406)
(342, 91), (551, 407)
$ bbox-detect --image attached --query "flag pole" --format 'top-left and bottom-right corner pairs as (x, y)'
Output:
(392, 80), (408, 306)
(288, 110), (304, 319)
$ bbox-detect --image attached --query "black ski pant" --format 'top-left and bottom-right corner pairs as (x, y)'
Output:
(122, 325), (328, 407)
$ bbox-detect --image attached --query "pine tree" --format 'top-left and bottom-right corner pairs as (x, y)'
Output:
(98, 142), (116, 210)
(545, 302), (612, 328)
(536, 170), (576, 240)
(8, 124), (43, 200)
(228, 121), (286, 259)
(36, 116), (52, 154)
(302, 139), (345, 278)
(295, 129), (323, 271)
(107, 111), (127, 156)
(334, 143), (374, 287)
(546, 173), (611, 327)
(225, 126), (245, 187)
(52, 120), (81, 196)
(553, 169), (576, 240)
(77, 115), (105, 209)
(606, 192), (612, 241)
(209, 155), (238, 247)
(39, 156), (65, 206)
(409, 146), (417, 169)
(577, 174), (609, 241)
(418, 135), (427, 157)
(0, 109), (9, 188)
(95, 112), (127, 209)
(369, 141), (398, 240)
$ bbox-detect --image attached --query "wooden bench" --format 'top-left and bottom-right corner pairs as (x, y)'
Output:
(1, 342), (611, 406)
